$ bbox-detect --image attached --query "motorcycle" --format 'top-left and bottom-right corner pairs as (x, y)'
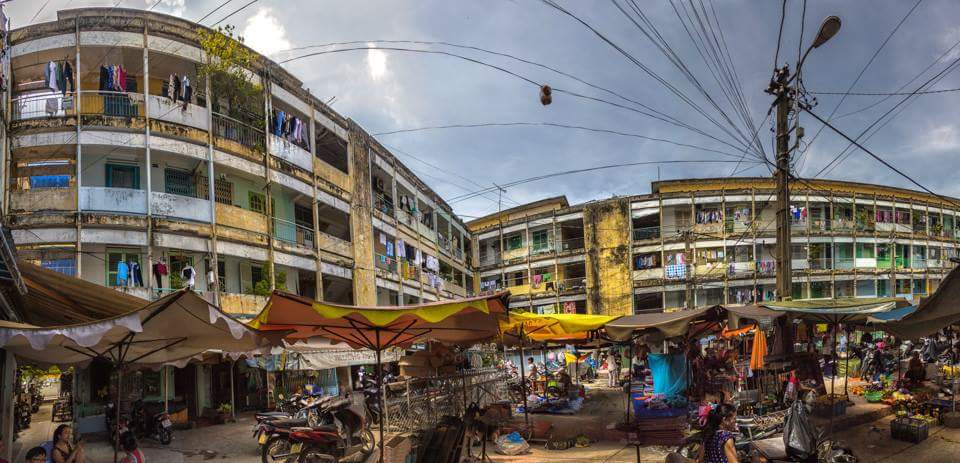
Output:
(108, 400), (173, 446)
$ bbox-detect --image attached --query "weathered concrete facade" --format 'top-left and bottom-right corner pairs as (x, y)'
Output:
(5, 8), (474, 315)
(470, 178), (960, 315)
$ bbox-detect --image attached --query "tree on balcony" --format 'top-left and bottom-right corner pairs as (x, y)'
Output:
(198, 26), (265, 130)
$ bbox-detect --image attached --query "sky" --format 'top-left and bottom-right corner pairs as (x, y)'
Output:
(10, 0), (960, 220)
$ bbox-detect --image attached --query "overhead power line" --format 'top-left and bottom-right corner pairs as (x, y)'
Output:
(446, 159), (763, 204)
(210, 0), (258, 27)
(374, 122), (748, 160)
(809, 87), (960, 96)
(800, 106), (960, 209)
(196, 0), (236, 24)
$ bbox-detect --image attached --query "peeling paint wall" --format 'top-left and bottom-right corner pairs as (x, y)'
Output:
(348, 128), (377, 305)
(583, 198), (632, 316)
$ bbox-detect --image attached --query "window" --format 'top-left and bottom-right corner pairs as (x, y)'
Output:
(531, 229), (549, 251)
(105, 164), (140, 189)
(878, 279), (892, 297)
(856, 280), (876, 297)
(295, 204), (313, 228)
(30, 175), (69, 189)
(106, 248), (141, 287)
(41, 257), (76, 276)
(251, 265), (264, 286)
(856, 243), (875, 259)
(217, 258), (226, 290)
(506, 234), (523, 251)
(164, 168), (195, 197)
(315, 128), (349, 174)
(249, 192), (267, 214)
(169, 255), (194, 288)
(214, 178), (233, 205)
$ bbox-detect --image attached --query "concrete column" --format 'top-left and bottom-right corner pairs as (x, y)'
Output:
(262, 77), (276, 290)
(308, 99), (324, 301)
(1, 351), (16, 463)
(204, 63), (219, 304)
(143, 21), (155, 294)
(74, 19), (83, 278)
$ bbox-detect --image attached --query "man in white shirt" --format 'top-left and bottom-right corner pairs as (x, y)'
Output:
(607, 350), (619, 387)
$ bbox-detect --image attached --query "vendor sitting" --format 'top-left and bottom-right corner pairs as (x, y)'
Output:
(904, 351), (926, 387)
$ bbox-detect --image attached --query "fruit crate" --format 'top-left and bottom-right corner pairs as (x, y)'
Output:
(891, 417), (929, 443)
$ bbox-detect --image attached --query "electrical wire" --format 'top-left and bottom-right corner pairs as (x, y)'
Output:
(809, 87), (960, 96)
(797, 0), (924, 175)
(446, 160), (763, 204)
(772, 0), (786, 68)
(375, 122), (748, 160)
(210, 0), (257, 27)
(801, 106), (960, 210)
(196, 0), (235, 24)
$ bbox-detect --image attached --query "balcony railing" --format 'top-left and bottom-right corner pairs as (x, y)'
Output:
(213, 112), (266, 152)
(809, 257), (832, 270)
(400, 261), (420, 281)
(12, 91), (76, 120)
(273, 217), (315, 249)
(834, 257), (854, 270)
(150, 192), (211, 222)
(756, 260), (776, 275)
(373, 192), (395, 217)
(80, 91), (144, 118)
(478, 254), (500, 267)
(269, 133), (313, 172)
(79, 186), (147, 214)
(453, 247), (464, 260)
(633, 226), (660, 241)
(558, 237), (585, 252)
(374, 253), (398, 274)
(727, 261), (755, 276)
(558, 277), (587, 293)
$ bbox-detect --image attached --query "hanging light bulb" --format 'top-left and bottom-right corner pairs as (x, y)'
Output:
(540, 85), (552, 106)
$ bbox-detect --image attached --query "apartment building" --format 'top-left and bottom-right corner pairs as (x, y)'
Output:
(3, 8), (473, 317)
(468, 178), (960, 316)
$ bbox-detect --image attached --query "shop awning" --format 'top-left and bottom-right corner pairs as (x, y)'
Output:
(604, 307), (717, 341)
(722, 304), (785, 328)
(499, 311), (619, 342)
(760, 297), (910, 324)
(866, 305), (918, 324)
(0, 289), (276, 366)
(880, 266), (960, 339)
(249, 291), (510, 350)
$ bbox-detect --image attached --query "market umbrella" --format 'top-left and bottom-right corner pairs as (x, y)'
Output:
(0, 289), (278, 462)
(249, 290), (510, 463)
(759, 297), (909, 324)
(603, 306), (717, 341)
(881, 265), (960, 339)
(497, 311), (618, 428)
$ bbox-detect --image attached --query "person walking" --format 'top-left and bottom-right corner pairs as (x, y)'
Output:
(606, 349), (619, 387)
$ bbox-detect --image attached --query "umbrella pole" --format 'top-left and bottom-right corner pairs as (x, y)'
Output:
(843, 328), (850, 398)
(114, 365), (123, 463)
(519, 326), (530, 430)
(376, 345), (385, 463)
(626, 342), (633, 424)
(163, 365), (169, 414)
(829, 325), (838, 436)
(230, 360), (236, 420)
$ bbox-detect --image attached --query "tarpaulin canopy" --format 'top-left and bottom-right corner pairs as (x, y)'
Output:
(249, 291), (510, 350)
(723, 304), (785, 328)
(499, 311), (619, 342)
(0, 289), (276, 366)
(760, 297), (910, 324)
(881, 266), (960, 339)
(604, 307), (716, 341)
(867, 305), (918, 324)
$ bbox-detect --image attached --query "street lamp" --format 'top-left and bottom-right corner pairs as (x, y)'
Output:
(797, 15), (842, 74)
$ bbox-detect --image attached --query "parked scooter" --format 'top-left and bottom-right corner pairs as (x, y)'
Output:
(107, 400), (173, 446)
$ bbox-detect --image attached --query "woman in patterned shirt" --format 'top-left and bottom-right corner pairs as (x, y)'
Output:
(698, 404), (739, 463)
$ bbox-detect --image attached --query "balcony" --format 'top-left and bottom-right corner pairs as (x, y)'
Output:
(558, 277), (587, 293)
(502, 246), (528, 261)
(269, 133), (313, 172)
(273, 217), (315, 249)
(219, 293), (269, 318)
(400, 261), (420, 281)
(855, 257), (877, 269)
(727, 261), (755, 277)
(633, 226), (660, 241)
(150, 192), (211, 222)
(757, 260), (776, 275)
(212, 113), (265, 156)
(12, 91), (75, 120)
(791, 258), (808, 270)
(529, 241), (555, 257)
(396, 209), (417, 229)
(478, 254), (501, 267)
(374, 253), (398, 275)
(80, 91), (144, 118)
(373, 192), (395, 218)
(633, 268), (664, 280)
(147, 94), (208, 131)
(417, 222), (436, 242)
(79, 187), (147, 214)
(558, 237), (585, 253)
(216, 203), (268, 235)
(808, 257), (831, 271)
(834, 257), (854, 270)
(9, 188), (76, 212)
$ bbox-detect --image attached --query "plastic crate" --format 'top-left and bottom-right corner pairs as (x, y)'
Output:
(891, 417), (929, 443)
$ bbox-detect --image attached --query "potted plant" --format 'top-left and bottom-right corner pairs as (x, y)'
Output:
(217, 403), (233, 423)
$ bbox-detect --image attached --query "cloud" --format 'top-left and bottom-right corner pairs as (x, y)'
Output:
(366, 44), (389, 81)
(918, 125), (960, 152)
(151, 0), (185, 17)
(242, 7), (291, 57)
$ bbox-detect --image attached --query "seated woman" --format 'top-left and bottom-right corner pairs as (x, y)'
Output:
(904, 351), (926, 387)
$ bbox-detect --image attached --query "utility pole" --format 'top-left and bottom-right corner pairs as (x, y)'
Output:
(684, 230), (694, 309)
(769, 65), (793, 301)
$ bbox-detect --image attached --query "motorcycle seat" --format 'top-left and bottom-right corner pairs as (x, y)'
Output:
(323, 398), (351, 411)
(270, 418), (309, 428)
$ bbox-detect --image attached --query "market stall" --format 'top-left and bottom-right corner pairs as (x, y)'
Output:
(249, 290), (510, 463)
